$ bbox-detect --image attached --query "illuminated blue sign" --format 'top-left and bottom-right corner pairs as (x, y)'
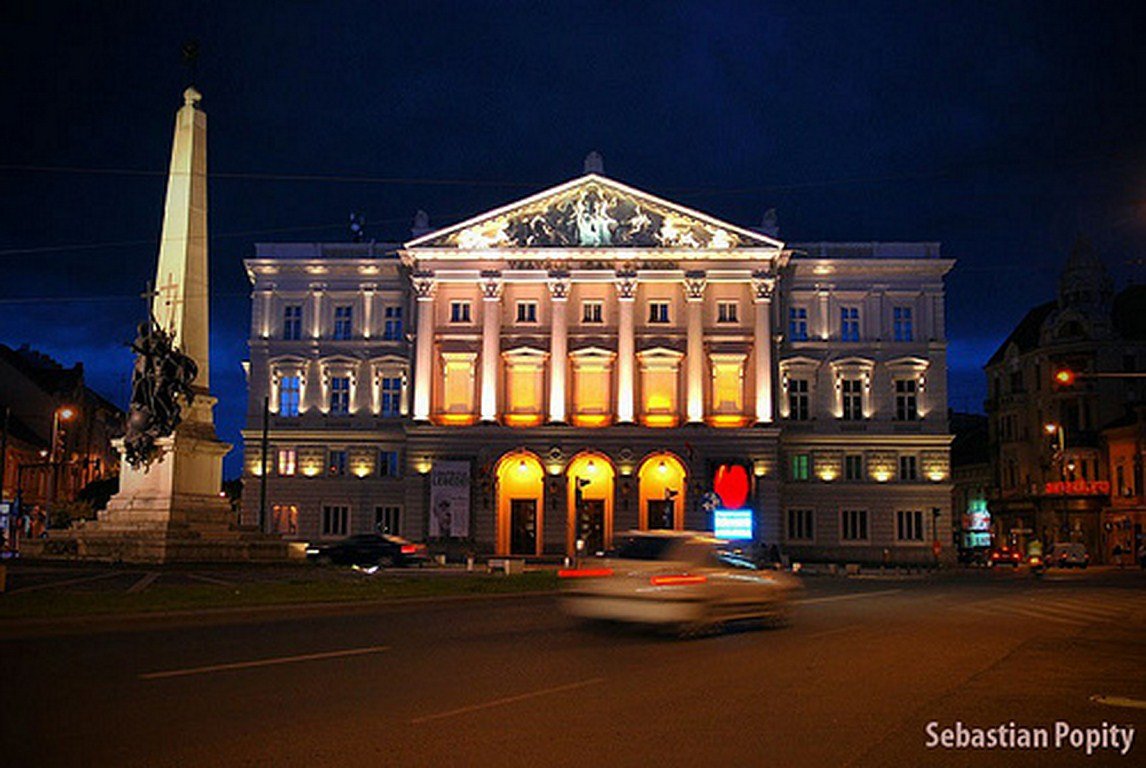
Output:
(713, 508), (753, 540)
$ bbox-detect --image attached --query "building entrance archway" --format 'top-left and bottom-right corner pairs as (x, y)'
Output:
(638, 453), (687, 530)
(496, 451), (545, 556)
(566, 452), (615, 555)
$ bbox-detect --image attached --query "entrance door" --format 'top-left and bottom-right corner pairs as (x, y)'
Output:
(510, 499), (537, 555)
(578, 499), (605, 554)
(647, 499), (675, 530)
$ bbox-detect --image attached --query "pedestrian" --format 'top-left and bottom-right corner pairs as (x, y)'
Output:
(1138, 542), (1146, 570)
(1113, 543), (1124, 569)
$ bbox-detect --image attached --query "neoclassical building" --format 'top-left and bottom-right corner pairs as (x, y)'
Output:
(242, 169), (955, 563)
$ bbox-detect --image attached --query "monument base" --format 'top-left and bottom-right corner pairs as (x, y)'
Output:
(25, 427), (293, 564)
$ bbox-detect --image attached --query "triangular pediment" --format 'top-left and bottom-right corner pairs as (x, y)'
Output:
(405, 174), (783, 251)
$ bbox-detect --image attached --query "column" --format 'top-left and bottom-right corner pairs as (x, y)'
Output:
(753, 272), (776, 423)
(411, 273), (435, 421)
(615, 271), (637, 423)
(817, 287), (830, 340)
(480, 272), (502, 422)
(259, 284), (274, 339)
(361, 283), (376, 339)
(309, 282), (325, 340)
(548, 273), (570, 423)
(684, 271), (706, 423)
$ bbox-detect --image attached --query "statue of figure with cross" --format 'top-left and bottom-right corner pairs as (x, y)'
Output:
(123, 311), (199, 469)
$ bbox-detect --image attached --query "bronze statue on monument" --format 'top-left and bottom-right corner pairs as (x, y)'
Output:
(123, 314), (199, 470)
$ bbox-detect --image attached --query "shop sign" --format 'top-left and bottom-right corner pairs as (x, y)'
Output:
(1043, 480), (1111, 496)
(713, 508), (753, 540)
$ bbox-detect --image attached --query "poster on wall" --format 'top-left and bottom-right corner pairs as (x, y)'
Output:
(429, 461), (471, 538)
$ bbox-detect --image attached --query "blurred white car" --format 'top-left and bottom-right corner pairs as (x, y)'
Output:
(1049, 542), (1089, 568)
(559, 530), (800, 636)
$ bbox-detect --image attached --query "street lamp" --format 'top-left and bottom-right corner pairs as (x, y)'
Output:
(1044, 422), (1066, 480)
(48, 405), (77, 509)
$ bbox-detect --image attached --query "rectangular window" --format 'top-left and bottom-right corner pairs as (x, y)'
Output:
(840, 307), (860, 342)
(333, 305), (353, 340)
(328, 449), (348, 476)
(582, 301), (603, 323)
(896, 510), (924, 541)
(375, 505), (401, 535)
(272, 504), (298, 535)
(279, 375), (301, 417)
(787, 509), (814, 542)
(841, 509), (869, 541)
(516, 301), (538, 324)
(450, 301), (471, 323)
(791, 453), (810, 481)
(899, 455), (918, 481)
(648, 302), (670, 324)
(379, 450), (400, 478)
(277, 448), (296, 476)
(844, 454), (863, 481)
(382, 306), (403, 340)
(441, 355), (476, 416)
(380, 376), (402, 417)
(895, 379), (918, 421)
(788, 378), (810, 421)
(893, 307), (913, 342)
(717, 301), (739, 323)
(329, 376), (350, 415)
(841, 378), (862, 420)
(789, 307), (808, 341)
(283, 305), (303, 340)
(321, 505), (349, 537)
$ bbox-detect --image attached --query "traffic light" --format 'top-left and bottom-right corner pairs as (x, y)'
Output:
(1053, 368), (1076, 387)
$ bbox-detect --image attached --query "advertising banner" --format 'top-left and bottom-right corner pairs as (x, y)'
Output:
(429, 461), (471, 538)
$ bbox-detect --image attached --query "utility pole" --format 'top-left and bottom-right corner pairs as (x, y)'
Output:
(0, 405), (9, 501)
(258, 395), (270, 533)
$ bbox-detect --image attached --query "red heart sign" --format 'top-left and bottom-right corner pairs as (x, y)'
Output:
(713, 464), (749, 509)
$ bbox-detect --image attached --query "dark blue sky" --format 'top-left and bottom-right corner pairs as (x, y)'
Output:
(2, 1), (1144, 477)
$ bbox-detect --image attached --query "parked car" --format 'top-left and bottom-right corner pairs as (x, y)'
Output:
(558, 530), (801, 637)
(305, 534), (429, 567)
(1049, 542), (1089, 568)
(987, 547), (1023, 567)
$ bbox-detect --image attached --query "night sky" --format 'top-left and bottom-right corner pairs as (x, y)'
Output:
(2, 1), (1143, 477)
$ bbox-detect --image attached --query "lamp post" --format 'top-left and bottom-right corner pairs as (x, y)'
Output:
(48, 405), (76, 511)
(1044, 422), (1069, 545)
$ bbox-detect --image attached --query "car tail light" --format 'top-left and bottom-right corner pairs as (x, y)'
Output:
(558, 568), (614, 579)
(1029, 556), (1042, 566)
(400, 545), (417, 554)
(649, 574), (707, 586)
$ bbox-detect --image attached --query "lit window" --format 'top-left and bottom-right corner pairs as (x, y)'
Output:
(375, 505), (401, 535)
(504, 354), (545, 427)
(791, 454), (810, 481)
(897, 510), (924, 541)
(333, 305), (353, 340)
(380, 376), (402, 417)
(841, 379), (863, 420)
(379, 450), (400, 477)
(582, 301), (603, 323)
(789, 307), (808, 341)
(329, 377), (350, 415)
(277, 448), (296, 476)
(717, 302), (739, 323)
(787, 378), (809, 421)
(899, 455), (918, 481)
(841, 307), (860, 342)
(272, 504), (298, 535)
(328, 450), (348, 476)
(279, 375), (301, 417)
(710, 354), (745, 421)
(382, 306), (403, 340)
(450, 302), (472, 323)
(787, 509), (814, 542)
(321, 505), (348, 536)
(283, 305), (303, 340)
(845, 454), (863, 481)
(516, 302), (538, 324)
(895, 379), (918, 421)
(648, 302), (670, 324)
(893, 307), (913, 342)
(571, 355), (613, 427)
(440, 353), (477, 420)
(841, 509), (868, 541)
(639, 353), (681, 427)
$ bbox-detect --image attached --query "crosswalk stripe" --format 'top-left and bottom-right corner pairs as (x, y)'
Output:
(1006, 606), (1088, 626)
(1030, 600), (1122, 618)
(1018, 602), (1117, 621)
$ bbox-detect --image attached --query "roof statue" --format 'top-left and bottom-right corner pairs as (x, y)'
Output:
(759, 208), (780, 238)
(583, 150), (605, 174)
(411, 209), (431, 238)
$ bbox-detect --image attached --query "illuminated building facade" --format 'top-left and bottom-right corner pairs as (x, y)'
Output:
(242, 170), (955, 563)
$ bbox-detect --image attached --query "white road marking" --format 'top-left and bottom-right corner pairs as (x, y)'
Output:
(806, 624), (861, 639)
(796, 589), (902, 606)
(1005, 606), (1087, 626)
(140, 645), (391, 680)
(8, 571), (123, 594)
(185, 573), (236, 587)
(1022, 601), (1117, 621)
(409, 678), (606, 724)
(126, 572), (160, 594)
(1091, 695), (1146, 710)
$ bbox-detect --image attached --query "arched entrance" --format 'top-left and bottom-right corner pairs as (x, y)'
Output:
(496, 451), (545, 556)
(638, 453), (687, 530)
(566, 452), (615, 555)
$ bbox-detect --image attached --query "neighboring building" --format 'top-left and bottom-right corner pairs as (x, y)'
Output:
(0, 343), (123, 507)
(984, 239), (1146, 560)
(242, 168), (955, 563)
(950, 411), (992, 556)
(1102, 406), (1145, 565)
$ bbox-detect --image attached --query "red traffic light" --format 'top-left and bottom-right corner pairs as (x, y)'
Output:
(1054, 369), (1076, 386)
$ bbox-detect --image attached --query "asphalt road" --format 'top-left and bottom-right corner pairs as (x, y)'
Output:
(2, 568), (1145, 768)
